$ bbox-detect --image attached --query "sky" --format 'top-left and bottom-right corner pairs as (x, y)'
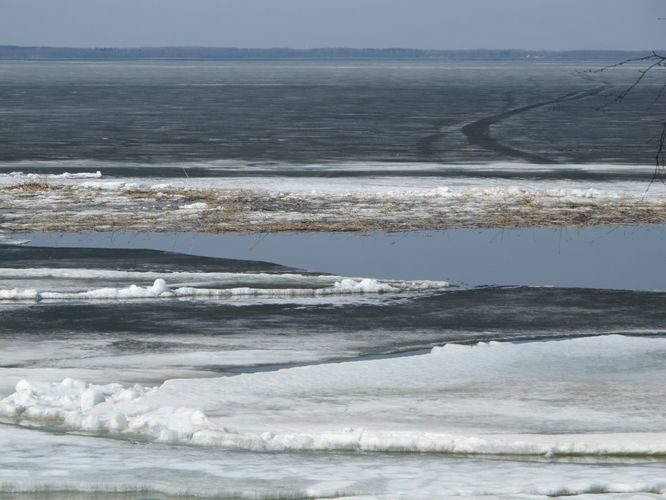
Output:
(0, 0), (663, 50)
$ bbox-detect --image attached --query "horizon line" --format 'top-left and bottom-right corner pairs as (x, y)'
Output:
(0, 45), (661, 52)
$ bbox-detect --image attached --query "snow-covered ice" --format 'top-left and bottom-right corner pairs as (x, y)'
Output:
(0, 273), (448, 302)
(1, 425), (664, 499)
(2, 335), (664, 457)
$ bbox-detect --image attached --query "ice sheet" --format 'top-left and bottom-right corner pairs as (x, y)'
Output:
(3, 335), (664, 457)
(1, 426), (664, 499)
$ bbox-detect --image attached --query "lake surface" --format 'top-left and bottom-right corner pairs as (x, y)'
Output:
(1, 60), (665, 499)
(0, 59), (662, 170)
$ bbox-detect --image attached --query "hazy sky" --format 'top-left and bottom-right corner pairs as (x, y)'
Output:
(1, 0), (663, 50)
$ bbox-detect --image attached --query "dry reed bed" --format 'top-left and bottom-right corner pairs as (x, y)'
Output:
(2, 182), (666, 234)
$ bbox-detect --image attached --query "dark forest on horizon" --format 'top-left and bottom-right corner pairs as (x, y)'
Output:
(0, 45), (656, 61)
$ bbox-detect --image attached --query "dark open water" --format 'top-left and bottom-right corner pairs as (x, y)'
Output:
(0, 60), (663, 175)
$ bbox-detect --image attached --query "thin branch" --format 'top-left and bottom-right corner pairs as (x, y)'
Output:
(591, 52), (666, 189)
(613, 59), (664, 104)
(653, 60), (666, 103)
(646, 123), (666, 194)
(593, 52), (662, 71)
(590, 52), (666, 109)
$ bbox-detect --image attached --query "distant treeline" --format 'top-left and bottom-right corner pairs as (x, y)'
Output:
(0, 46), (656, 61)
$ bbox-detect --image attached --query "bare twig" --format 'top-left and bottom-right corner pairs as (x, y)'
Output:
(647, 123), (666, 193)
(591, 51), (666, 108)
(614, 59), (664, 104)
(590, 52), (666, 186)
(590, 52), (664, 73)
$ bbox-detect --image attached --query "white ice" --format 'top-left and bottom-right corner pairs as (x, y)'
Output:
(1, 425), (664, 499)
(0, 273), (448, 302)
(2, 335), (665, 457)
(1, 170), (102, 180)
(1, 160), (663, 201)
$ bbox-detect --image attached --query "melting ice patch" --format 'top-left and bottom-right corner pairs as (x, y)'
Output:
(0, 275), (447, 302)
(179, 201), (209, 210)
(0, 235), (30, 246)
(2, 170), (103, 180)
(2, 335), (665, 457)
(0, 266), (448, 302)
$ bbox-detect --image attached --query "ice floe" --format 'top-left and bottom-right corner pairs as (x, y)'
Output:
(2, 335), (664, 457)
(0, 275), (448, 302)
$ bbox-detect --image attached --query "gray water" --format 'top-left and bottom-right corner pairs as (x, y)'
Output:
(16, 226), (666, 288)
(0, 60), (663, 174)
(3, 227), (666, 381)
